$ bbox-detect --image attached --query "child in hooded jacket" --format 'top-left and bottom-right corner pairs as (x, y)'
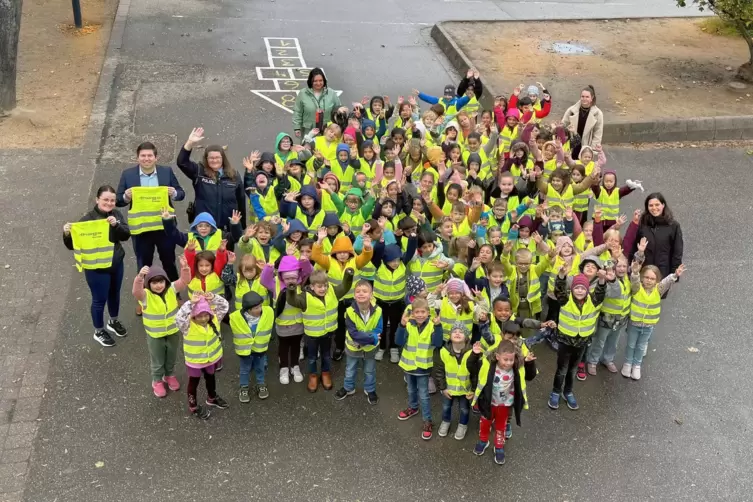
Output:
(246, 169), (279, 222)
(271, 219), (308, 257)
(163, 211), (242, 252)
(280, 185), (326, 237)
(434, 322), (475, 441)
(133, 258), (191, 398)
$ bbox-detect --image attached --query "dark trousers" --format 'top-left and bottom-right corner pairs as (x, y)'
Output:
(306, 333), (333, 374)
(84, 261), (124, 330)
(278, 334), (303, 369)
(187, 371), (216, 410)
(552, 342), (585, 395)
(131, 230), (178, 281)
(377, 299), (404, 350)
(545, 296), (561, 323)
(334, 299), (352, 352)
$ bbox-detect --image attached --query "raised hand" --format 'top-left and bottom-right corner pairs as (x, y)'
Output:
(361, 222), (371, 234)
(218, 239), (228, 252)
(284, 190), (299, 203)
(676, 264), (686, 277)
(286, 242), (298, 256)
(139, 266), (150, 276)
(227, 251), (236, 265)
(362, 236), (373, 252)
(638, 237), (648, 253)
(377, 216), (386, 229)
(63, 223), (72, 235)
(230, 210), (242, 225)
(186, 127), (205, 147)
(106, 216), (118, 227)
(244, 224), (257, 240)
(186, 239), (197, 252)
(317, 226), (328, 242)
(472, 341), (483, 354)
(179, 255), (188, 269)
(633, 209), (642, 224)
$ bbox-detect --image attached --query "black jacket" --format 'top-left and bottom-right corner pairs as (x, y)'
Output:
(177, 147), (246, 231)
(468, 351), (536, 426)
(634, 219), (683, 278)
(63, 207), (131, 267)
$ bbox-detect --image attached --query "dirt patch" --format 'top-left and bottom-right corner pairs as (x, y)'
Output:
(0, 0), (117, 148)
(443, 18), (753, 123)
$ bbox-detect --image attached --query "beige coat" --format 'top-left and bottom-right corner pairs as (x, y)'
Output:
(562, 103), (604, 149)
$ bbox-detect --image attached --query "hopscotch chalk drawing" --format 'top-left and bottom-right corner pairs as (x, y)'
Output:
(252, 37), (342, 114)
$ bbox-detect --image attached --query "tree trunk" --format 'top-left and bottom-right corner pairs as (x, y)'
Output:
(0, 0), (23, 113)
(733, 21), (753, 83)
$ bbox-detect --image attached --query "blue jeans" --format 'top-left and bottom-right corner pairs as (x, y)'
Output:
(84, 261), (124, 330)
(406, 373), (432, 422)
(588, 320), (625, 365)
(305, 333), (332, 375)
(239, 353), (267, 387)
(441, 395), (470, 425)
(343, 355), (376, 392)
(624, 323), (654, 366)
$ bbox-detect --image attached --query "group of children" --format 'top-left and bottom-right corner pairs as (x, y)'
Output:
(128, 74), (686, 467)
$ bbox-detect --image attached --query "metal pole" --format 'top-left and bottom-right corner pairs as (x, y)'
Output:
(72, 0), (82, 28)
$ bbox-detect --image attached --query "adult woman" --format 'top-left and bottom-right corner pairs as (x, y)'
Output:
(292, 68), (342, 141)
(562, 85), (603, 160)
(632, 193), (684, 282)
(63, 185), (131, 347)
(178, 127), (246, 231)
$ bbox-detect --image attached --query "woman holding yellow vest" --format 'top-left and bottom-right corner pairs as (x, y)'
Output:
(132, 259), (191, 397)
(63, 185), (131, 348)
(622, 240), (685, 381)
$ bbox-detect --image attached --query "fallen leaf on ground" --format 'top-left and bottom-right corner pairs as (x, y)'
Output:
(687, 347), (699, 353)
(95, 461), (105, 468)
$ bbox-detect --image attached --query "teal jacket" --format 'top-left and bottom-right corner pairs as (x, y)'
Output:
(293, 88), (342, 132)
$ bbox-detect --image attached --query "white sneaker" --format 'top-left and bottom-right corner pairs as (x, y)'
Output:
(631, 365), (642, 380)
(279, 368), (290, 385)
(621, 363), (632, 378)
(454, 424), (468, 440)
(438, 421), (451, 437)
(389, 348), (400, 363)
(291, 366), (304, 383)
(375, 349), (385, 361)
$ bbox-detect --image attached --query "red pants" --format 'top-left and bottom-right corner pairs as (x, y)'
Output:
(479, 404), (511, 448)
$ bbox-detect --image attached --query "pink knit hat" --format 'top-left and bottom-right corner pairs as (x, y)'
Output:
(191, 297), (212, 317)
(506, 108), (520, 120)
(343, 127), (357, 140)
(446, 278), (471, 297)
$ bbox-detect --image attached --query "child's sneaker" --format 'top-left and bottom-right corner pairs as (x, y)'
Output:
(421, 421), (433, 440)
(587, 363), (597, 376)
(504, 420), (512, 439)
(548, 392), (560, 410)
(93, 329), (115, 347)
(279, 368), (290, 385)
(564, 392), (579, 410)
(398, 407), (419, 420)
(162, 375), (180, 391)
(206, 395), (229, 409)
(106, 319), (128, 337)
(389, 348), (400, 363)
(191, 405), (210, 420)
(494, 447), (506, 465)
(152, 380), (166, 398)
(256, 385), (269, 400)
(576, 363), (587, 381)
(216, 362), (224, 372)
(454, 424), (468, 440)
(365, 390), (379, 405)
(472, 403), (480, 414)
(335, 387), (355, 400)
(239, 386), (250, 403)
(473, 440), (489, 456)
(375, 349), (385, 361)
(332, 348), (344, 361)
(631, 365), (642, 380)
(291, 366), (304, 383)
(438, 421), (451, 437)
(621, 363), (632, 378)
(603, 362), (618, 373)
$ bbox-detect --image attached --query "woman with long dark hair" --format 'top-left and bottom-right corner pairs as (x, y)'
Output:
(631, 192), (684, 280)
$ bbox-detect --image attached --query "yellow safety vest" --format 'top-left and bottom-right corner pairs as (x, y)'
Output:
(558, 294), (600, 337)
(462, 149), (490, 173)
(543, 158), (558, 177)
(373, 262), (405, 302)
(302, 285), (338, 337)
(314, 136), (338, 164)
(452, 218), (472, 238)
(229, 307), (274, 356)
(295, 207), (326, 237)
(499, 125), (518, 157)
(287, 173), (311, 194)
(234, 275), (270, 310)
(340, 210), (365, 237)
(506, 268), (543, 313)
(573, 233), (594, 253)
(472, 356), (528, 410)
(128, 186), (171, 235)
(141, 288), (179, 338)
(275, 151), (298, 168)
(597, 188), (620, 220)
(248, 238), (280, 267)
(327, 258), (357, 299)
(187, 231), (223, 252)
(344, 305), (382, 353)
(70, 219), (114, 272)
(255, 188), (279, 221)
(548, 255), (581, 293)
(399, 320), (435, 371)
(187, 273), (224, 297)
(484, 314), (517, 352)
(409, 259), (444, 291)
(602, 275), (631, 317)
(546, 183), (574, 210)
(630, 285), (661, 325)
(439, 297), (474, 342)
(275, 280), (302, 326)
(440, 347), (472, 396)
(463, 96), (480, 116)
(572, 182), (590, 212)
(183, 317), (223, 366)
(359, 259), (376, 282)
(365, 108), (388, 135)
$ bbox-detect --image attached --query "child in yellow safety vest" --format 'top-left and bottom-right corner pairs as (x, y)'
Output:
(590, 170), (644, 231)
(238, 220), (280, 266)
(468, 338), (536, 465)
(221, 253), (269, 309)
(132, 259), (191, 398)
(164, 211), (242, 252)
(334, 281), (383, 404)
(285, 269), (355, 393)
(229, 291), (274, 403)
(396, 298), (445, 440)
(175, 292), (230, 420)
(622, 241), (685, 381)
(434, 322), (475, 440)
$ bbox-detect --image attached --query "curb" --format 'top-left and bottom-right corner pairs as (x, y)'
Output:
(431, 21), (753, 144)
(82, 0), (132, 160)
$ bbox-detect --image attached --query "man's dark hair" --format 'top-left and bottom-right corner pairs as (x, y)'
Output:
(136, 141), (157, 155)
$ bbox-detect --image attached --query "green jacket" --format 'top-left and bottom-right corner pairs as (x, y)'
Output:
(293, 88), (342, 132)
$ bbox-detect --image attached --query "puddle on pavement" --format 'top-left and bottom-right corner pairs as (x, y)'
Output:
(551, 42), (594, 55)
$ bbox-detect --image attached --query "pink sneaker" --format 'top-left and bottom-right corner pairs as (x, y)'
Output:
(162, 375), (180, 391)
(152, 380), (167, 398)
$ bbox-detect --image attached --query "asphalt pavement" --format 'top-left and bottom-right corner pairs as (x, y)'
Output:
(18, 0), (753, 500)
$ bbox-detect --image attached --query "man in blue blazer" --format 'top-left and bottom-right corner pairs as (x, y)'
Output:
(116, 142), (185, 313)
